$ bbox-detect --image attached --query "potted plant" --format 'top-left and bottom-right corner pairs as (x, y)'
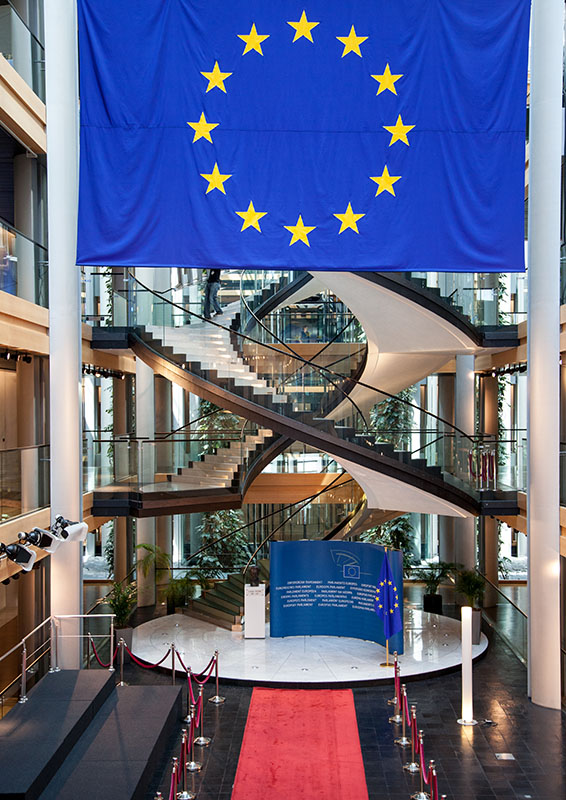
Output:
(418, 561), (456, 615)
(455, 569), (485, 645)
(105, 581), (137, 651)
(165, 575), (196, 614)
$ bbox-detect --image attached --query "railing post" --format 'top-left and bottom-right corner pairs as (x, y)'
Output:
(19, 642), (28, 703)
(49, 617), (60, 672)
(171, 643), (176, 685)
(118, 638), (127, 687)
(108, 615), (115, 672)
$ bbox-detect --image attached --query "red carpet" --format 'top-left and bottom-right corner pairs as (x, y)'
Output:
(231, 688), (369, 799)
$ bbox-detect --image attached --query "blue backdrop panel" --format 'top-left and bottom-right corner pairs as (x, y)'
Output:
(76, 0), (529, 272)
(270, 540), (403, 653)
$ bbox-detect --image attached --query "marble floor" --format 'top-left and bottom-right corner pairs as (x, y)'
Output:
(132, 604), (488, 684)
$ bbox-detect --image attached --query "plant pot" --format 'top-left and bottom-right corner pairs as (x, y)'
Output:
(423, 593), (443, 614)
(471, 607), (482, 645)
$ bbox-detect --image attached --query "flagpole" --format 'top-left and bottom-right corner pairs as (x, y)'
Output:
(380, 638), (391, 668)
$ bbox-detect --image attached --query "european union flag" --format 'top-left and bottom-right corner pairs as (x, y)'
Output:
(374, 551), (403, 641)
(77, 0), (530, 271)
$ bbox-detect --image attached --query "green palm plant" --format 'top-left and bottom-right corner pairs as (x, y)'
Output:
(135, 543), (172, 579)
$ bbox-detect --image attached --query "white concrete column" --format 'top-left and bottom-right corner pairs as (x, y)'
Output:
(438, 516), (455, 563)
(13, 155), (36, 303)
(454, 355), (476, 569)
(45, 0), (82, 667)
(136, 358), (155, 606)
(113, 516), (128, 584)
(526, 0), (563, 710)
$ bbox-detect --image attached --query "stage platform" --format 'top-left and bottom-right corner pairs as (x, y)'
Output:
(132, 605), (488, 685)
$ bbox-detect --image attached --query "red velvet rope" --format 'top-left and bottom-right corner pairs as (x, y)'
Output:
(191, 654), (216, 681)
(403, 692), (412, 727)
(168, 768), (175, 800)
(90, 639), (118, 668)
(468, 451), (476, 478)
(191, 657), (216, 686)
(124, 643), (172, 669)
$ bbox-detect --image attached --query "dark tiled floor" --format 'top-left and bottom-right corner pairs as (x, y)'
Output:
(120, 611), (564, 800)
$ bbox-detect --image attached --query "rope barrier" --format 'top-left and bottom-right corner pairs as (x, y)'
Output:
(393, 661), (444, 799)
(90, 639), (118, 669)
(123, 643), (172, 669)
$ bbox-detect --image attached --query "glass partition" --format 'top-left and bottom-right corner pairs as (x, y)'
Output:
(0, 219), (48, 307)
(0, 444), (50, 521)
(0, 3), (45, 100)
(480, 573), (528, 665)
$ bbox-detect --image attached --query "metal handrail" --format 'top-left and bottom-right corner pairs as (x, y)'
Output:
(477, 571), (528, 618)
(0, 617), (51, 664)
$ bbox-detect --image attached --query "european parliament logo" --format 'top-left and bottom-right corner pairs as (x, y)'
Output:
(77, 0), (530, 272)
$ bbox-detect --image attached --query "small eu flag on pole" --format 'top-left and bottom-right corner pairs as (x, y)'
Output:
(374, 550), (403, 665)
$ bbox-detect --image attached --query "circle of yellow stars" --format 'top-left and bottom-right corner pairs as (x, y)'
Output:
(188, 10), (414, 247)
(375, 578), (400, 616)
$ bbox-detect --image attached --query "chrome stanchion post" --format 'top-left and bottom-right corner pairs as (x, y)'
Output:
(403, 706), (419, 773)
(184, 667), (192, 723)
(172, 757), (178, 799)
(177, 728), (195, 800)
(394, 685), (410, 747)
(193, 685), (211, 746)
(108, 615), (115, 673)
(208, 650), (225, 704)
(387, 652), (399, 705)
(410, 732), (429, 800)
(154, 793), (163, 800)
(171, 643), (176, 685)
(87, 632), (92, 669)
(388, 673), (402, 724)
(118, 638), (128, 687)
(18, 642), (28, 703)
(187, 704), (202, 772)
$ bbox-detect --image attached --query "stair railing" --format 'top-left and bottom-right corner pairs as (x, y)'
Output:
(92, 270), (524, 492)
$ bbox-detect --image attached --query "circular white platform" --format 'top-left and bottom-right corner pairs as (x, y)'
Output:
(132, 605), (488, 685)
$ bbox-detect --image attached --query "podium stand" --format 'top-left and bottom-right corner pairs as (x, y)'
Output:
(244, 584), (266, 638)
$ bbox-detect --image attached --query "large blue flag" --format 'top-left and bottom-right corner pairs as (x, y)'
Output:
(76, 0), (529, 271)
(374, 551), (403, 641)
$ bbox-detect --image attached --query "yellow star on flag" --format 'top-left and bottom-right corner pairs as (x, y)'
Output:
(187, 112), (219, 143)
(336, 25), (368, 57)
(284, 215), (316, 247)
(287, 10), (319, 43)
(370, 166), (401, 196)
(200, 61), (232, 93)
(378, 604), (383, 609)
(333, 202), (365, 234)
(200, 163), (232, 194)
(371, 64), (403, 95)
(384, 114), (415, 146)
(238, 23), (270, 55)
(236, 201), (267, 232)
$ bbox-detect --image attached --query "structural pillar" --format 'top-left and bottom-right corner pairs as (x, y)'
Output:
(44, 0), (82, 667)
(526, 0), (563, 709)
(13, 154), (36, 303)
(454, 355), (476, 570)
(136, 358), (155, 606)
(113, 517), (128, 584)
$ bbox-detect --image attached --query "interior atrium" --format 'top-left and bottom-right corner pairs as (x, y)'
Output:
(0, 2), (565, 800)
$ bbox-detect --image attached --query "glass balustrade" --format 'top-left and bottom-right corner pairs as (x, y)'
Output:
(480, 574), (528, 665)
(83, 416), (263, 494)
(0, 3), (45, 100)
(81, 269), (524, 496)
(395, 271), (526, 328)
(0, 219), (48, 307)
(0, 444), (50, 521)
